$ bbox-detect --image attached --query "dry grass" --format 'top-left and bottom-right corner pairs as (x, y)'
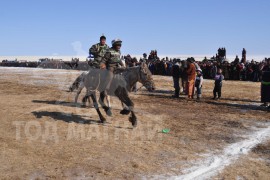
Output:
(0, 68), (269, 179)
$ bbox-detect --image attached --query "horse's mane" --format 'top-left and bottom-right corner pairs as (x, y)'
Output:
(114, 66), (140, 74)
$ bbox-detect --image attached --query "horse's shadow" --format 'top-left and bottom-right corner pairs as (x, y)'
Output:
(32, 111), (99, 124)
(140, 91), (268, 112)
(145, 90), (261, 103)
(150, 89), (174, 94)
(139, 92), (186, 100)
(204, 101), (269, 112)
(220, 98), (260, 103)
(32, 100), (90, 108)
(32, 111), (135, 129)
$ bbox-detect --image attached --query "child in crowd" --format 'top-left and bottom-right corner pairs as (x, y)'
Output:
(213, 68), (224, 100)
(195, 69), (203, 100)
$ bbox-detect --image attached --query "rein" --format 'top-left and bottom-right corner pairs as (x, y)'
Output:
(135, 66), (150, 92)
(138, 66), (143, 82)
(135, 85), (144, 92)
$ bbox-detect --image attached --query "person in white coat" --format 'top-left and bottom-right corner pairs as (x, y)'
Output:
(195, 69), (203, 100)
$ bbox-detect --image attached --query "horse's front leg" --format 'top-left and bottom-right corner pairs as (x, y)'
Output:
(129, 111), (137, 127)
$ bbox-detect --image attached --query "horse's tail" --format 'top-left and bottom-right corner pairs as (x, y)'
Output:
(69, 72), (86, 92)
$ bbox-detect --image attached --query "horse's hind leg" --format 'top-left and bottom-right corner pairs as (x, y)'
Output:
(81, 90), (93, 107)
(75, 86), (83, 104)
(90, 92), (106, 123)
(84, 96), (93, 108)
(75, 90), (81, 104)
(87, 96), (92, 106)
(99, 91), (112, 117)
(81, 94), (88, 107)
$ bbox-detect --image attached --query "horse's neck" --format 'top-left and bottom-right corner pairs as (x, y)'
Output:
(124, 67), (140, 91)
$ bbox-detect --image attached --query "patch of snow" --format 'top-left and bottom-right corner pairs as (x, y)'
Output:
(172, 122), (270, 180)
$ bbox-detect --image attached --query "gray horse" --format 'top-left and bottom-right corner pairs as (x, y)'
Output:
(69, 63), (155, 127)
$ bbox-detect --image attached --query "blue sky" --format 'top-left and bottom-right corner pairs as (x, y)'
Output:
(1, 0), (269, 57)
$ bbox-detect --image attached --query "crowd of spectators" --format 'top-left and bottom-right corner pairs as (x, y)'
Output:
(123, 50), (270, 82)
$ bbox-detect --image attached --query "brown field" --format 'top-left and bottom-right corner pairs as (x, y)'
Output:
(0, 67), (269, 179)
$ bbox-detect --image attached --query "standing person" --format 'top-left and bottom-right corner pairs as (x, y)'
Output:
(234, 55), (240, 64)
(89, 35), (109, 68)
(211, 62), (218, 79)
(218, 48), (221, 58)
(171, 60), (182, 98)
(140, 53), (148, 63)
(261, 58), (270, 108)
(195, 69), (203, 100)
(213, 68), (224, 100)
(186, 58), (196, 99)
(124, 54), (132, 67)
(242, 48), (247, 64)
(190, 57), (200, 71)
(181, 60), (188, 94)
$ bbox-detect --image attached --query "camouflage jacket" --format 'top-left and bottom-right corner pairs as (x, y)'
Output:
(140, 57), (148, 63)
(89, 43), (109, 67)
(101, 48), (124, 70)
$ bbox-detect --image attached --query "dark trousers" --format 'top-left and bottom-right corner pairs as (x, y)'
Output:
(213, 85), (222, 98)
(196, 86), (202, 98)
(173, 77), (180, 90)
(173, 77), (180, 97)
(261, 84), (270, 103)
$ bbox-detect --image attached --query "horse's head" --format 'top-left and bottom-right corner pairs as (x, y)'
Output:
(138, 63), (155, 92)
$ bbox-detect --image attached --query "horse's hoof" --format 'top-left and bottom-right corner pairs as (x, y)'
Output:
(129, 117), (137, 127)
(100, 117), (106, 124)
(120, 109), (131, 115)
(106, 108), (113, 117)
(132, 120), (137, 127)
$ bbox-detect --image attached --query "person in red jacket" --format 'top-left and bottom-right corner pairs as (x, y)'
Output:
(186, 58), (196, 99)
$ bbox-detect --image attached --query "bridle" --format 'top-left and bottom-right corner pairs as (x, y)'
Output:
(137, 66), (153, 92)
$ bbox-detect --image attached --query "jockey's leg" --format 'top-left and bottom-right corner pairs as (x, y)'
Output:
(104, 68), (114, 95)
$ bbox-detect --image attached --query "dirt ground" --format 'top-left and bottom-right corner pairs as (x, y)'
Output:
(0, 67), (270, 179)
